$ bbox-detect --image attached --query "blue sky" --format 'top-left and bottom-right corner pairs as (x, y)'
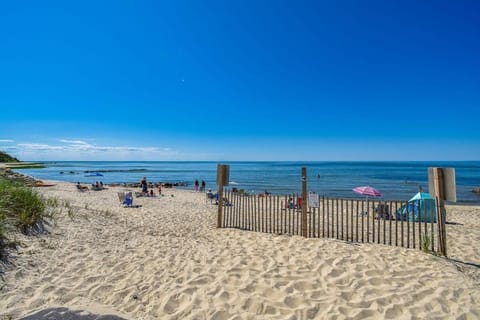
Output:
(1, 1), (479, 161)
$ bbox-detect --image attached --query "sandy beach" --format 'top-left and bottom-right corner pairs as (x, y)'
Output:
(1, 181), (479, 319)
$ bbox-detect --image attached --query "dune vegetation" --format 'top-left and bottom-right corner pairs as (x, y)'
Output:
(0, 178), (46, 256)
(0, 151), (19, 163)
(0, 151), (52, 258)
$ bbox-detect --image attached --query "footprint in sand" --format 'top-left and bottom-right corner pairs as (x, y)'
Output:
(284, 295), (305, 309)
(162, 294), (180, 314)
(293, 280), (315, 291)
(187, 275), (214, 286)
(211, 310), (233, 320)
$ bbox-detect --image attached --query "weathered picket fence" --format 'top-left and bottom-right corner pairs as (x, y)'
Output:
(219, 191), (443, 253)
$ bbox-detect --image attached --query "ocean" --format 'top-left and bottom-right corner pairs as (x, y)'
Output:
(14, 161), (480, 203)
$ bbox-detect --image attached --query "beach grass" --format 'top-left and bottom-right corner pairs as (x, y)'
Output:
(0, 177), (47, 237)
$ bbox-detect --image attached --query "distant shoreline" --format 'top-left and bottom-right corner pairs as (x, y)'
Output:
(6, 160), (480, 203)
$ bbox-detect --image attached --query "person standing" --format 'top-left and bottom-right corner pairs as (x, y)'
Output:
(201, 180), (206, 192)
(194, 179), (199, 192)
(140, 177), (148, 195)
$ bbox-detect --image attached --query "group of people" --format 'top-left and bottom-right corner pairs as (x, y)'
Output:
(139, 177), (161, 197)
(194, 179), (206, 192)
(287, 196), (302, 209)
(93, 181), (105, 190)
(76, 181), (106, 191)
(136, 176), (211, 197)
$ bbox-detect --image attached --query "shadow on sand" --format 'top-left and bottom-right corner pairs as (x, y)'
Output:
(20, 307), (128, 320)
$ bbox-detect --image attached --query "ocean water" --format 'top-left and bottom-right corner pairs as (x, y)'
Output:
(15, 161), (480, 203)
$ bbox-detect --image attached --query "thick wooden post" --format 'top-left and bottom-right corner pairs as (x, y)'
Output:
(302, 167), (308, 237)
(433, 168), (447, 256)
(216, 164), (229, 228)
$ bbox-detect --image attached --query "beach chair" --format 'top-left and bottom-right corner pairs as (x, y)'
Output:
(118, 191), (133, 207)
(117, 192), (125, 202)
(206, 190), (215, 203)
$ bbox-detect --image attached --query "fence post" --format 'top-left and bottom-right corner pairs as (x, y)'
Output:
(302, 167), (308, 237)
(433, 168), (447, 256)
(216, 164), (229, 228)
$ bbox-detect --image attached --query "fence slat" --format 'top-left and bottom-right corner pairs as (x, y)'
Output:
(407, 201), (410, 249)
(278, 196), (281, 234)
(412, 200), (416, 249)
(376, 200), (380, 244)
(431, 202), (435, 252)
(389, 201), (392, 246)
(322, 197), (325, 237)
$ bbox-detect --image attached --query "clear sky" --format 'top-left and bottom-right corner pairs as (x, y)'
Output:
(1, 1), (479, 161)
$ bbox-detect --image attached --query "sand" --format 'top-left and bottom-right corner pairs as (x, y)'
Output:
(1, 181), (479, 319)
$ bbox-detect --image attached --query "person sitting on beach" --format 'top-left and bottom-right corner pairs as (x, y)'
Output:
(91, 181), (105, 191)
(149, 189), (155, 197)
(296, 197), (302, 208)
(288, 197), (295, 209)
(206, 189), (215, 201)
(76, 182), (88, 191)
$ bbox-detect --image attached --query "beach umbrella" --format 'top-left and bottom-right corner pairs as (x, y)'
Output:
(84, 172), (104, 184)
(84, 172), (103, 177)
(229, 181), (239, 192)
(353, 186), (382, 198)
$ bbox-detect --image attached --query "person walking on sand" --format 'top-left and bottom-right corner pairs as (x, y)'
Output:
(158, 182), (162, 195)
(194, 179), (199, 192)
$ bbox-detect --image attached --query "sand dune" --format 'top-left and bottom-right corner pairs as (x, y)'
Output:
(1, 181), (479, 319)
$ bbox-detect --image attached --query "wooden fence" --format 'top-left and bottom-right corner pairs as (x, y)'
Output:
(219, 191), (444, 254)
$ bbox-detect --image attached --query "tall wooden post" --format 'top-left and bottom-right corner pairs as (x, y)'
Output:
(216, 164), (229, 228)
(432, 168), (447, 256)
(301, 167), (308, 237)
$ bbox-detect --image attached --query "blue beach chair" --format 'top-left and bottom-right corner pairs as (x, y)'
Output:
(118, 191), (134, 207)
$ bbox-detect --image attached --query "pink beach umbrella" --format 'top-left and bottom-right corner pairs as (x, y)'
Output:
(353, 186), (382, 198)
